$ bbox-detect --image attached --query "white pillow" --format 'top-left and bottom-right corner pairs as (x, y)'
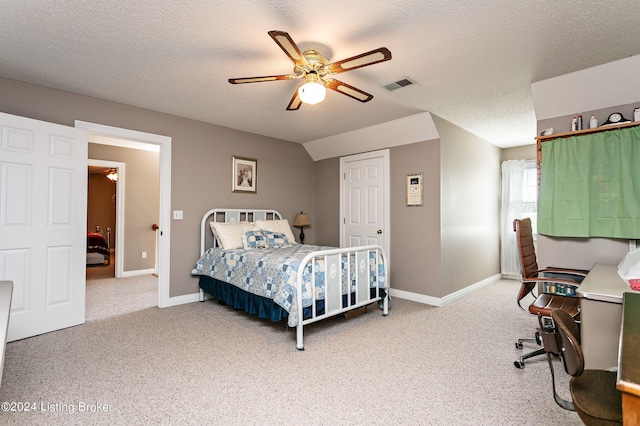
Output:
(255, 219), (297, 244)
(210, 221), (255, 249)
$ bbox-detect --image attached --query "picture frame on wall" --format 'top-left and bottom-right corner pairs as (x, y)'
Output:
(232, 156), (257, 193)
(406, 173), (423, 206)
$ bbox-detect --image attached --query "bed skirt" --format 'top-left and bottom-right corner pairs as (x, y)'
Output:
(198, 276), (385, 323)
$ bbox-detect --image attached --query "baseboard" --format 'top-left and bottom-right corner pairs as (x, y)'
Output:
(390, 273), (502, 307)
(501, 273), (520, 280)
(164, 292), (201, 307)
(161, 273), (502, 310)
(121, 268), (155, 278)
(390, 289), (443, 306)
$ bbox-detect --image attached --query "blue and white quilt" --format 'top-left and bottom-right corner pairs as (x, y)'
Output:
(192, 244), (385, 326)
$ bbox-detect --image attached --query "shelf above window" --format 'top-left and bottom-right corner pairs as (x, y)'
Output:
(536, 121), (640, 142)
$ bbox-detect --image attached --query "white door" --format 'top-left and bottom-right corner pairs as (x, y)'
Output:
(340, 150), (390, 254)
(0, 113), (88, 341)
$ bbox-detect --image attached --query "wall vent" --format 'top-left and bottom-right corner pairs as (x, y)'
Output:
(384, 77), (415, 91)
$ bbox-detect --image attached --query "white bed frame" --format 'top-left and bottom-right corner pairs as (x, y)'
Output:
(198, 208), (390, 350)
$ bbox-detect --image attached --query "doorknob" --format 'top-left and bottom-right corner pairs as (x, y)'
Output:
(152, 224), (159, 231)
(377, 229), (383, 234)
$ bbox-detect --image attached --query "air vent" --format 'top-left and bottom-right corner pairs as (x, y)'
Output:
(384, 77), (415, 91)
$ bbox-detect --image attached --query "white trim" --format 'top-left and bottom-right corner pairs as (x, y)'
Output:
(89, 134), (160, 152)
(75, 121), (172, 309)
(121, 268), (156, 277)
(166, 292), (201, 307)
(391, 274), (502, 307)
(87, 159), (125, 278)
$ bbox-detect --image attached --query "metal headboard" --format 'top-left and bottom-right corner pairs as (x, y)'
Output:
(199, 208), (283, 255)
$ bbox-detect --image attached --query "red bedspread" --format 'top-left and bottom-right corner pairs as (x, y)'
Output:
(87, 232), (109, 256)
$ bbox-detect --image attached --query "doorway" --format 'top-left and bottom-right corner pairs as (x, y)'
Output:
(75, 121), (172, 309)
(87, 159), (124, 278)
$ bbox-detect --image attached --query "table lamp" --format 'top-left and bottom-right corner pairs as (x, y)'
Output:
(293, 212), (311, 244)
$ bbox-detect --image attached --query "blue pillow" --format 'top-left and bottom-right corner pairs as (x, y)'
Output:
(264, 231), (290, 248)
(242, 229), (268, 250)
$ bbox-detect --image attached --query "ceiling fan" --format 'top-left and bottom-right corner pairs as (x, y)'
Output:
(228, 30), (392, 110)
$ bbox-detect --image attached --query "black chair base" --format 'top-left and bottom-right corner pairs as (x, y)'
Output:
(514, 330), (544, 369)
(515, 347), (545, 369)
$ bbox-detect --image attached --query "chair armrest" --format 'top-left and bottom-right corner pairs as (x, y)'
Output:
(524, 277), (580, 297)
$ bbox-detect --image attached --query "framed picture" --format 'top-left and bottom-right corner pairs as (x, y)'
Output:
(406, 173), (423, 206)
(232, 156), (257, 193)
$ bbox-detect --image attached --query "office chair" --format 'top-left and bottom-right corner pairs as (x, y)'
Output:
(512, 218), (588, 369)
(542, 309), (622, 424)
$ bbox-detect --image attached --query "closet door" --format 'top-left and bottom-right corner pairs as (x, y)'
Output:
(0, 112), (87, 341)
(340, 149), (389, 254)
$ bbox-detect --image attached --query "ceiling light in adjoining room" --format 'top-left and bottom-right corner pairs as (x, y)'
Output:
(106, 169), (118, 182)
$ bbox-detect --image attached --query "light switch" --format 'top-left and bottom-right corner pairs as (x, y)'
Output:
(173, 210), (183, 220)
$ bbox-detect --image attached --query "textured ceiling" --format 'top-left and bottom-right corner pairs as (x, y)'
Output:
(1, 0), (639, 148)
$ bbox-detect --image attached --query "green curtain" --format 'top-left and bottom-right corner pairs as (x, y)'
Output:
(538, 126), (640, 238)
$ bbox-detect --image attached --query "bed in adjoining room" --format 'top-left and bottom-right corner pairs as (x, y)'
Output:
(87, 225), (111, 266)
(191, 208), (389, 350)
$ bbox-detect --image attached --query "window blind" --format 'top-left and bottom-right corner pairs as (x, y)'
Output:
(537, 125), (640, 238)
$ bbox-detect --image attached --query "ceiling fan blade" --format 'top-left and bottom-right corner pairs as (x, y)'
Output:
(268, 30), (308, 67)
(325, 79), (374, 103)
(326, 47), (392, 74)
(228, 75), (293, 84)
(286, 88), (302, 110)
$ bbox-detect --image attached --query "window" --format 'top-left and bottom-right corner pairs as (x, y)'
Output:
(538, 126), (640, 238)
(522, 161), (537, 235)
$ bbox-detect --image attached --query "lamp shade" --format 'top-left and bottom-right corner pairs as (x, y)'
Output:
(298, 82), (326, 105)
(106, 169), (118, 182)
(293, 213), (311, 227)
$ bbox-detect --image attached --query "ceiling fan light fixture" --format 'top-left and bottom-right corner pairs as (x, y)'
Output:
(298, 81), (326, 105)
(106, 169), (118, 182)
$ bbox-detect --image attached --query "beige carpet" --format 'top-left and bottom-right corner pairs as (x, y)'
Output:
(85, 273), (157, 323)
(86, 254), (157, 323)
(0, 279), (582, 425)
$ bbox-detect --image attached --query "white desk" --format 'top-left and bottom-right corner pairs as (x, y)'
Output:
(577, 263), (639, 370)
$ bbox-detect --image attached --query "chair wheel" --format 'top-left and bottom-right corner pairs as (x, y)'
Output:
(515, 342), (523, 349)
(514, 360), (525, 369)
(535, 331), (542, 345)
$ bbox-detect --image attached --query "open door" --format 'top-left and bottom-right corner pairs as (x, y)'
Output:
(0, 112), (88, 341)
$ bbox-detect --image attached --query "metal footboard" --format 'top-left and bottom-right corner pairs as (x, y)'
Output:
(295, 245), (389, 350)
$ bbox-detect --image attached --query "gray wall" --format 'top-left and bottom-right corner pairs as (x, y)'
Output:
(1, 76), (503, 302)
(87, 173), (116, 243)
(88, 144), (159, 272)
(435, 115), (501, 296)
(313, 115), (501, 300)
(535, 102), (638, 269)
(314, 158), (340, 247)
(0, 77), (315, 298)
(501, 144), (536, 162)
(390, 139), (442, 295)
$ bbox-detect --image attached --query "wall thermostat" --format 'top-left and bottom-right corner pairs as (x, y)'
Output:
(406, 173), (424, 206)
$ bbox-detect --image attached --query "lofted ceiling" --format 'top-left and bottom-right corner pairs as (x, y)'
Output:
(1, 1), (639, 149)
